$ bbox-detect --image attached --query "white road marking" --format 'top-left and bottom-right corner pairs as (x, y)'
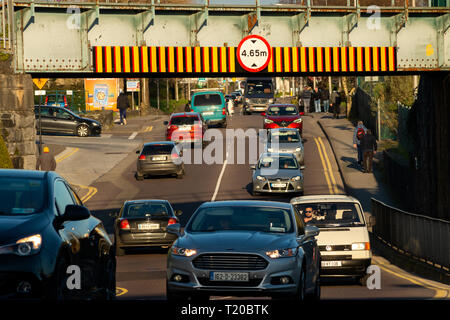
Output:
(211, 150), (229, 202)
(128, 132), (138, 140)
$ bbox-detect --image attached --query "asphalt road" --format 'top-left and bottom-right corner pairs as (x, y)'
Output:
(46, 108), (449, 300)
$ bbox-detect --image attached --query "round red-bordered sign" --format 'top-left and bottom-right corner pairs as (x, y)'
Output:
(237, 35), (272, 73)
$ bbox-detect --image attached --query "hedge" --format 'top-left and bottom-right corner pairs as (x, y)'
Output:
(0, 134), (13, 169)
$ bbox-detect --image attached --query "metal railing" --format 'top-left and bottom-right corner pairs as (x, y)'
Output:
(372, 198), (450, 272)
(1, 0), (14, 52)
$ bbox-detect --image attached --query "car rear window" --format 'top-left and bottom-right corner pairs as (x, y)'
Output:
(170, 116), (199, 126)
(193, 94), (222, 106)
(142, 144), (175, 155)
(0, 177), (46, 215)
(123, 202), (171, 218)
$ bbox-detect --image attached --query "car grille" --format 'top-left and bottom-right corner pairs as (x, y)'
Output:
(197, 277), (263, 287)
(250, 98), (267, 104)
(274, 120), (294, 127)
(262, 179), (294, 191)
(319, 245), (352, 251)
(321, 255), (353, 261)
(193, 254), (268, 270)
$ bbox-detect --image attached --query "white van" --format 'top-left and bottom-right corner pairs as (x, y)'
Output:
(290, 195), (373, 284)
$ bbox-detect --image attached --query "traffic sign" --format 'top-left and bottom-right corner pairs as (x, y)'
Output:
(32, 78), (48, 90)
(34, 90), (46, 96)
(237, 35), (271, 72)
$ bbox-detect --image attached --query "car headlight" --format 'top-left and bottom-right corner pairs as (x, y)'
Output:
(256, 175), (267, 181)
(171, 246), (197, 257)
(267, 148), (274, 152)
(351, 242), (370, 251)
(245, 98), (250, 103)
(290, 176), (302, 182)
(295, 147), (302, 152)
(92, 122), (100, 126)
(266, 247), (298, 259)
(293, 118), (302, 123)
(268, 99), (274, 104)
(0, 234), (42, 256)
(264, 119), (274, 124)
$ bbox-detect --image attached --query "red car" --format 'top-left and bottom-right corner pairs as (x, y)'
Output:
(164, 112), (206, 144)
(262, 104), (303, 134)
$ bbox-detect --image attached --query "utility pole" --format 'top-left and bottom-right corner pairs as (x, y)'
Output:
(166, 79), (169, 111)
(157, 79), (160, 110)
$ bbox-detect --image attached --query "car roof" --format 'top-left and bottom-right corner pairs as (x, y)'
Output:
(171, 112), (200, 117)
(260, 152), (296, 158)
(199, 200), (292, 210)
(290, 194), (361, 204)
(268, 104), (297, 108)
(269, 128), (299, 132)
(143, 141), (176, 146)
(192, 91), (223, 95)
(0, 169), (58, 179)
(124, 199), (170, 205)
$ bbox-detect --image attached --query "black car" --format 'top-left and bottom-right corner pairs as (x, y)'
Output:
(136, 141), (185, 181)
(34, 105), (102, 137)
(0, 169), (116, 299)
(113, 199), (182, 255)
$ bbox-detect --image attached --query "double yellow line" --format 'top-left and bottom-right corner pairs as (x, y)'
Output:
(55, 148), (79, 163)
(141, 126), (153, 133)
(314, 136), (339, 194)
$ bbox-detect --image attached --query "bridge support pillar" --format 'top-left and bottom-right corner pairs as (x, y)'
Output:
(0, 65), (36, 169)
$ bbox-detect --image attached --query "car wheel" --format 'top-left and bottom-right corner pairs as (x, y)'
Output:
(176, 168), (185, 179)
(357, 273), (370, 286)
(222, 121), (227, 128)
(252, 189), (260, 196)
(76, 124), (90, 137)
(306, 267), (321, 301)
(115, 234), (125, 256)
(135, 172), (144, 181)
(52, 254), (72, 300)
(291, 267), (306, 301)
(101, 251), (117, 300)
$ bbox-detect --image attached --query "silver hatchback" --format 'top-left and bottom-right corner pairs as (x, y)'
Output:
(166, 201), (321, 300)
(265, 128), (304, 165)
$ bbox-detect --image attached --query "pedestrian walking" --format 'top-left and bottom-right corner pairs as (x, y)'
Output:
(353, 120), (368, 167)
(360, 129), (377, 173)
(312, 87), (321, 113)
(36, 146), (56, 171)
(321, 87), (330, 113)
(117, 90), (130, 125)
(300, 86), (312, 113)
(330, 87), (341, 119)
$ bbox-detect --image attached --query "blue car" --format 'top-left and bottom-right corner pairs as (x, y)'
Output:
(190, 91), (227, 128)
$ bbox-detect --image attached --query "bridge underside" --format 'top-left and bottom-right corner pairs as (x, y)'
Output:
(3, 2), (449, 75)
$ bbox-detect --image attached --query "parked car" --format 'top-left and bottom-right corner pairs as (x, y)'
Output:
(34, 105), (102, 137)
(189, 91), (227, 128)
(251, 152), (305, 196)
(135, 142), (185, 181)
(164, 112), (206, 146)
(113, 199), (183, 255)
(266, 128), (305, 165)
(233, 91), (243, 103)
(0, 169), (116, 299)
(290, 195), (374, 285)
(166, 200), (321, 300)
(262, 104), (303, 135)
(45, 94), (68, 108)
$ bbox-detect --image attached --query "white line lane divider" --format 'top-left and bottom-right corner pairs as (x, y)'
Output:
(128, 132), (138, 140)
(211, 150), (230, 202)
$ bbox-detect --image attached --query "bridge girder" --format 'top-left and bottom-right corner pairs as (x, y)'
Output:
(7, 1), (450, 74)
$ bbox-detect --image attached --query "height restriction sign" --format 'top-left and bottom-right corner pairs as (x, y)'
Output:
(237, 35), (271, 72)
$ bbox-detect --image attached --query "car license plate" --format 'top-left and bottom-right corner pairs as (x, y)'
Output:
(321, 261), (342, 267)
(152, 156), (166, 161)
(202, 111), (214, 116)
(138, 223), (160, 230)
(179, 126), (191, 131)
(210, 272), (249, 282)
(271, 183), (286, 188)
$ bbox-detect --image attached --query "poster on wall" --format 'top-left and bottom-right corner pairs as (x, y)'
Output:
(84, 78), (119, 111)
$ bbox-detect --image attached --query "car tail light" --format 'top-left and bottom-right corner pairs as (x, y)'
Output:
(171, 153), (179, 159)
(139, 155), (146, 160)
(45, 96), (48, 104)
(64, 96), (68, 108)
(168, 218), (178, 226)
(222, 107), (226, 115)
(119, 219), (130, 230)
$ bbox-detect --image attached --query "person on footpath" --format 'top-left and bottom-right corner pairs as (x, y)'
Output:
(330, 87), (341, 119)
(300, 86), (312, 113)
(36, 146), (56, 171)
(117, 90), (130, 125)
(360, 129), (377, 173)
(321, 87), (330, 113)
(312, 87), (321, 113)
(353, 120), (368, 167)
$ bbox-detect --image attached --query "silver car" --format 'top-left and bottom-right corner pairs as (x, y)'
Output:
(265, 128), (304, 165)
(166, 201), (321, 300)
(251, 153), (304, 196)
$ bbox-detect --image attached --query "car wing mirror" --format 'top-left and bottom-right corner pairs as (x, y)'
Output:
(304, 225), (320, 239)
(62, 205), (91, 222)
(163, 121), (169, 126)
(300, 165), (306, 170)
(167, 223), (181, 237)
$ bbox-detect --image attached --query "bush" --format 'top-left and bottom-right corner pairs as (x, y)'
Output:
(0, 134), (13, 169)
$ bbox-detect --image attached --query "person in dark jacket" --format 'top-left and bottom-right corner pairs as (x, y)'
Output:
(117, 90), (130, 125)
(353, 120), (367, 166)
(330, 87), (341, 119)
(320, 87), (330, 113)
(312, 87), (321, 113)
(300, 86), (312, 113)
(360, 129), (377, 173)
(36, 146), (56, 171)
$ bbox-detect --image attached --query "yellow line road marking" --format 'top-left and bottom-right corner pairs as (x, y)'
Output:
(142, 126), (153, 132)
(78, 185), (98, 203)
(55, 148), (79, 163)
(318, 137), (339, 194)
(314, 137), (334, 195)
(116, 287), (128, 297)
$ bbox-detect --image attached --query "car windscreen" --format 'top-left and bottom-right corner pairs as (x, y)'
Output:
(269, 131), (301, 143)
(267, 106), (298, 116)
(0, 177), (46, 215)
(246, 82), (273, 95)
(259, 156), (298, 170)
(142, 144), (175, 155)
(170, 116), (199, 126)
(193, 94), (222, 106)
(294, 202), (365, 228)
(123, 202), (171, 219)
(187, 206), (293, 233)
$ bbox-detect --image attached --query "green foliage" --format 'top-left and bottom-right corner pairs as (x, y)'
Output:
(149, 99), (189, 114)
(0, 134), (13, 169)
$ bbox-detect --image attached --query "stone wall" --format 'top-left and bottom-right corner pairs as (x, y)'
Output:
(0, 73), (37, 170)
